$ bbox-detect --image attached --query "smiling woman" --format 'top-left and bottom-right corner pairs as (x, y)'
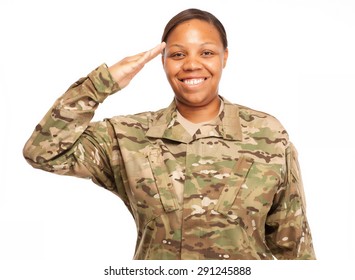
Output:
(22, 8), (316, 260)
(162, 18), (228, 123)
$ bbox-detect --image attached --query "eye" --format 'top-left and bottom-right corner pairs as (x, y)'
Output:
(201, 50), (214, 57)
(170, 52), (185, 59)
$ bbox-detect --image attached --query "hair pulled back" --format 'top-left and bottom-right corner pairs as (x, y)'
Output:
(161, 8), (228, 49)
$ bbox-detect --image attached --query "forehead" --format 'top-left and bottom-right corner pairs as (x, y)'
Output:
(166, 19), (222, 45)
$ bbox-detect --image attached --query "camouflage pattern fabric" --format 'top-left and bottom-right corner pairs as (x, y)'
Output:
(23, 64), (316, 260)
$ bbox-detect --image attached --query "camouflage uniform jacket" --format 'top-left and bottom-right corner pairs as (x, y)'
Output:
(23, 64), (316, 260)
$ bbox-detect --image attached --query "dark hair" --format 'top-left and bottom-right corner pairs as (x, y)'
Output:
(161, 8), (228, 49)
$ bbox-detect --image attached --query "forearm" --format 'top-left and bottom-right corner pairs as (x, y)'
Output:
(23, 64), (120, 172)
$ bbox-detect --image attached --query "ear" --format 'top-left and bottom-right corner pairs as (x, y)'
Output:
(223, 48), (229, 68)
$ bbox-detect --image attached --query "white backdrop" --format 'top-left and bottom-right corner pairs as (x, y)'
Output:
(1, 0), (354, 279)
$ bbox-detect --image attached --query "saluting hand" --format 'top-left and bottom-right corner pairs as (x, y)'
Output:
(108, 42), (166, 90)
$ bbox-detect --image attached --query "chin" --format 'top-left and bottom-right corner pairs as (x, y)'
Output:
(176, 94), (215, 107)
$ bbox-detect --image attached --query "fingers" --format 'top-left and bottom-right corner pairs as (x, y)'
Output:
(147, 42), (166, 59)
(108, 42), (166, 89)
(125, 42), (165, 74)
(137, 42), (166, 65)
(121, 42), (165, 65)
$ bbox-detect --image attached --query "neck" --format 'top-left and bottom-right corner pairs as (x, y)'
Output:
(175, 97), (221, 123)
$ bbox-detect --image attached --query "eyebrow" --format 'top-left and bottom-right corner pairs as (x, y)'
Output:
(168, 42), (217, 48)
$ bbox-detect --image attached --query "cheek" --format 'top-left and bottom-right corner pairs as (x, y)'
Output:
(164, 62), (181, 78)
(212, 60), (224, 75)
(204, 57), (223, 72)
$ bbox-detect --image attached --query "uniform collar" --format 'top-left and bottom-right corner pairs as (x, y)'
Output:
(145, 96), (242, 143)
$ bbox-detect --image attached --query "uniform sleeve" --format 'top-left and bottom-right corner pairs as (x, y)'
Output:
(265, 142), (316, 260)
(23, 64), (123, 194)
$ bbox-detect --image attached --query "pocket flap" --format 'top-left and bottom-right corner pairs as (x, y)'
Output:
(147, 149), (180, 213)
(214, 156), (254, 215)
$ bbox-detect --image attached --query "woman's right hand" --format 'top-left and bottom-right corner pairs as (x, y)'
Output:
(108, 42), (166, 90)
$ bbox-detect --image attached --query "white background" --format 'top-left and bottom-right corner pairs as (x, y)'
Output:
(1, 0), (354, 279)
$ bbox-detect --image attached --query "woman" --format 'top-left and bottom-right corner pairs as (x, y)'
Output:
(23, 8), (316, 260)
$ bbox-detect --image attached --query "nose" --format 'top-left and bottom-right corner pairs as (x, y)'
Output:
(182, 54), (202, 71)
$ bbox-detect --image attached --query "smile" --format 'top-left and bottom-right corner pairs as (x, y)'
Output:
(181, 78), (206, 85)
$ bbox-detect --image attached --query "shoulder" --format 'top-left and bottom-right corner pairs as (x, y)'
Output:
(104, 106), (168, 132)
(224, 100), (290, 148)
(238, 104), (286, 133)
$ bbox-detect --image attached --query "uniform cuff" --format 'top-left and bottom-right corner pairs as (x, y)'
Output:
(88, 64), (121, 102)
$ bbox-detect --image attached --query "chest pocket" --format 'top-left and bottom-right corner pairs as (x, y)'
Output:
(123, 149), (179, 228)
(214, 156), (254, 216)
(147, 148), (181, 213)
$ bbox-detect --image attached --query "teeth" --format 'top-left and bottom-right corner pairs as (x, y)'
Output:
(183, 78), (204, 85)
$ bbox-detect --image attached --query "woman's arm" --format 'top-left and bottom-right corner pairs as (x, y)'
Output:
(265, 143), (316, 260)
(23, 43), (165, 187)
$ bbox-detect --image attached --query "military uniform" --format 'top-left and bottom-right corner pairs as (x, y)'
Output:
(23, 64), (316, 260)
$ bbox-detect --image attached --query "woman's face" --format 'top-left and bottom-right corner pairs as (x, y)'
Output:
(162, 19), (228, 109)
